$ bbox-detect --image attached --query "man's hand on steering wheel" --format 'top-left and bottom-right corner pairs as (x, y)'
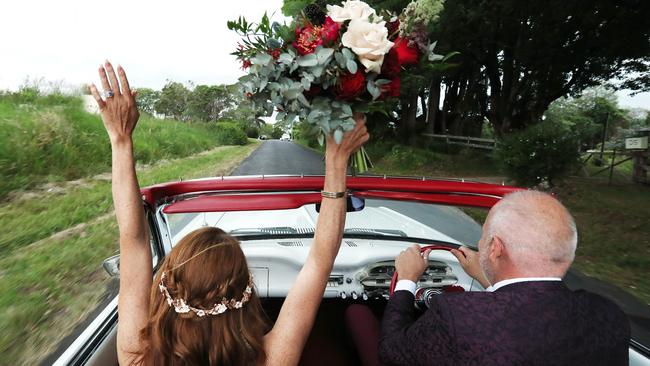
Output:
(450, 246), (491, 288)
(395, 245), (432, 282)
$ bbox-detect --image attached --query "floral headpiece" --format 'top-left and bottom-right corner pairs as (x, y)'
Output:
(159, 272), (254, 317)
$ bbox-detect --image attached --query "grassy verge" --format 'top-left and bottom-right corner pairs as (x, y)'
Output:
(369, 143), (500, 179)
(0, 97), (246, 200)
(0, 144), (258, 259)
(369, 144), (650, 304)
(0, 143), (259, 365)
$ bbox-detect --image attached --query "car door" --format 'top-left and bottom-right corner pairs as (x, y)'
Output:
(52, 207), (162, 366)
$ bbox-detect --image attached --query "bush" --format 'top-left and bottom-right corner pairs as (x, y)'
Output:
(245, 125), (260, 138)
(213, 123), (248, 146)
(495, 121), (580, 187)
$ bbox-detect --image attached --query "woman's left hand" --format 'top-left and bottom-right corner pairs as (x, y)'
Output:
(90, 61), (139, 145)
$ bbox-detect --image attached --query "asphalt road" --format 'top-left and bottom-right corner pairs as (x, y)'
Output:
(236, 140), (650, 348)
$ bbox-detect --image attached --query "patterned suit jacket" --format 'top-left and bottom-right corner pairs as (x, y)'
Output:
(378, 281), (630, 366)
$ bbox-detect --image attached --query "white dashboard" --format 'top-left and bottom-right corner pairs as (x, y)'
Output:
(241, 238), (484, 299)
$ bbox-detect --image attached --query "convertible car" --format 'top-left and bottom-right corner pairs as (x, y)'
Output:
(52, 175), (650, 365)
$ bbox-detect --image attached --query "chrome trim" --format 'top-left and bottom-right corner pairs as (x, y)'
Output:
(52, 296), (118, 366)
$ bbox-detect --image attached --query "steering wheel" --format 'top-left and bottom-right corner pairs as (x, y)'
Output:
(389, 245), (464, 306)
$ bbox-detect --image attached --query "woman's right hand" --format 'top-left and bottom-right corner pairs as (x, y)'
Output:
(90, 61), (139, 145)
(325, 113), (369, 171)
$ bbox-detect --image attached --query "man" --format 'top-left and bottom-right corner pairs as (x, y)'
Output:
(378, 190), (630, 366)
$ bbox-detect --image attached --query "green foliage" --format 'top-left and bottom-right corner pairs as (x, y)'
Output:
(213, 122), (249, 145)
(135, 87), (160, 115)
(495, 121), (581, 187)
(545, 87), (632, 150)
(154, 81), (190, 120)
(0, 96), (238, 200)
(187, 84), (235, 122)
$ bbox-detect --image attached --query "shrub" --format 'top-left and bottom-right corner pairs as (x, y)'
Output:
(245, 125), (260, 138)
(214, 122), (248, 146)
(495, 121), (580, 187)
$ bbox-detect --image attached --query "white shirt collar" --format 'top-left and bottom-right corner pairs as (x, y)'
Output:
(486, 277), (562, 292)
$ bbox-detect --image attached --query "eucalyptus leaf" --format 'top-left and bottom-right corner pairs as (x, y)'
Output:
(311, 66), (325, 77)
(346, 60), (358, 74)
(367, 81), (381, 100)
(316, 47), (335, 65)
(297, 54), (318, 67)
(341, 48), (354, 60)
(278, 53), (294, 65)
(335, 52), (346, 68)
(333, 129), (343, 144)
(297, 93), (310, 107)
(251, 53), (272, 66)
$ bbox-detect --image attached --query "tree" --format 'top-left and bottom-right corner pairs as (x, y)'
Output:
(154, 81), (190, 121)
(431, 0), (650, 136)
(187, 85), (236, 121)
(135, 88), (160, 115)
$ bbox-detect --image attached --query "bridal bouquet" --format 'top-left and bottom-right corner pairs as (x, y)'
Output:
(229, 0), (444, 172)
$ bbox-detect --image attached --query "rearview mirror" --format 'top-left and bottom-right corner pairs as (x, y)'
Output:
(103, 254), (120, 277)
(316, 195), (365, 213)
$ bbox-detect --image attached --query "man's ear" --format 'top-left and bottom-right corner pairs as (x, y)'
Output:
(490, 236), (505, 261)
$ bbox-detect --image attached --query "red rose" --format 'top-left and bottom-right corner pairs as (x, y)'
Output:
(393, 37), (420, 66)
(293, 25), (324, 55)
(381, 48), (400, 76)
(387, 19), (400, 37)
(335, 71), (366, 100)
(321, 16), (340, 45)
(381, 77), (400, 98)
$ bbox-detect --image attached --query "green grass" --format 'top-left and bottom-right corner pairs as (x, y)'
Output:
(369, 143), (500, 179)
(369, 144), (650, 305)
(0, 144), (258, 260)
(0, 143), (259, 366)
(0, 96), (245, 200)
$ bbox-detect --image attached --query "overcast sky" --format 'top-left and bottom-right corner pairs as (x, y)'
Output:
(0, 0), (648, 110)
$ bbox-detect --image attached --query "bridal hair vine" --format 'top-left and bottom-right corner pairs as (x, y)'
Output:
(159, 272), (254, 317)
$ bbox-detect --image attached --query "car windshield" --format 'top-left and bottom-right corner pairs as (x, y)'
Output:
(162, 198), (484, 248)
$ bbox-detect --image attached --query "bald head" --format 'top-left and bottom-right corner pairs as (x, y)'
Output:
(484, 190), (577, 277)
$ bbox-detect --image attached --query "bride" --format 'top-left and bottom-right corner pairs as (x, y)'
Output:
(90, 61), (369, 365)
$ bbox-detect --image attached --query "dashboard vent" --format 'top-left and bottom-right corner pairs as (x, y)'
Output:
(327, 275), (344, 287)
(277, 241), (303, 247)
(345, 240), (358, 247)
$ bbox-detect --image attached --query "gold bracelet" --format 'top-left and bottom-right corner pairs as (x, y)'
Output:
(321, 190), (347, 199)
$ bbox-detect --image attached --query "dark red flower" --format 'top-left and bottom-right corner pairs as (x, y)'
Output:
(293, 24), (324, 55)
(269, 48), (281, 59)
(241, 59), (252, 70)
(304, 85), (322, 98)
(393, 37), (420, 66)
(381, 48), (400, 77)
(335, 71), (366, 100)
(387, 18), (400, 37)
(381, 77), (400, 98)
(321, 16), (340, 45)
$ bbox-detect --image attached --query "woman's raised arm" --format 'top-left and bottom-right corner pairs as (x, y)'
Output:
(264, 115), (369, 365)
(90, 61), (151, 365)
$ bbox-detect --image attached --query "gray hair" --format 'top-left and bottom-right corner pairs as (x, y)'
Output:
(486, 190), (577, 275)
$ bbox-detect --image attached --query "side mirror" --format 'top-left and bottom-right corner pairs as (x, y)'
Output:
(103, 254), (120, 277)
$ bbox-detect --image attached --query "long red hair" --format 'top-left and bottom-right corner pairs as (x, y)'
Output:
(136, 227), (269, 365)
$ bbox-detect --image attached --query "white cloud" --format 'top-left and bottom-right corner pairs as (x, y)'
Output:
(0, 0), (286, 90)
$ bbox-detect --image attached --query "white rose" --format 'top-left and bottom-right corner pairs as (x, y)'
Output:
(341, 19), (394, 73)
(327, 0), (377, 23)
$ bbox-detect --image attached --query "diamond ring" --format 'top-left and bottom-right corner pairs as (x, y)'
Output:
(102, 90), (115, 98)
